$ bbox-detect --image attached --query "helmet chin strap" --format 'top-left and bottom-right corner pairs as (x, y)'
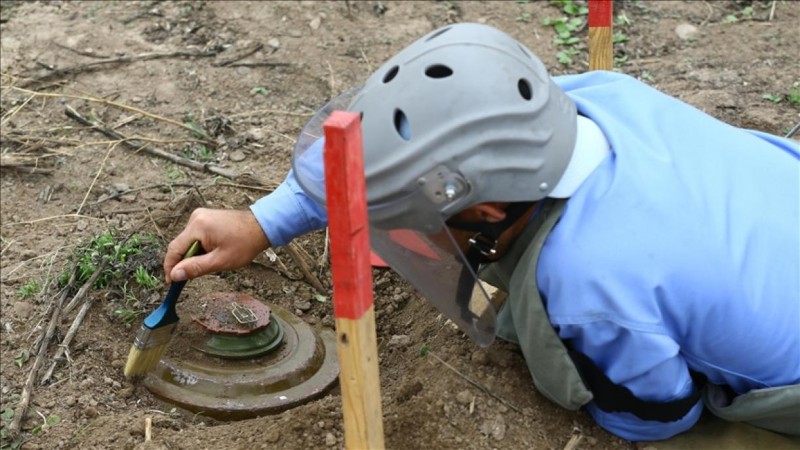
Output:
(447, 200), (547, 331)
(448, 200), (543, 269)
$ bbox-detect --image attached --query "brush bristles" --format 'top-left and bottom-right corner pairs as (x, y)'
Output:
(124, 343), (169, 378)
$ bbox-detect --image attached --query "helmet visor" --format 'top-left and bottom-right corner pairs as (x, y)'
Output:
(370, 215), (496, 347)
(292, 88), (360, 205)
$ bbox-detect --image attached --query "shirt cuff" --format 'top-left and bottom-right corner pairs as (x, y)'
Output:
(249, 171), (328, 247)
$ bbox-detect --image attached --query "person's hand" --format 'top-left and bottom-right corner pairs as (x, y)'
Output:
(163, 208), (271, 283)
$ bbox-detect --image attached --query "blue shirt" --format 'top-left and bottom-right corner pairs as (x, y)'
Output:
(251, 71), (800, 441)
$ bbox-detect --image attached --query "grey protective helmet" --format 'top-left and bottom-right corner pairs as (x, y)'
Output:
(349, 22), (577, 233)
(291, 23), (578, 347)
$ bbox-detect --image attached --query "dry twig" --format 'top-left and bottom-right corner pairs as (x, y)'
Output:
(19, 49), (222, 88)
(41, 293), (97, 384)
(64, 105), (269, 184)
(285, 242), (327, 294)
(6, 269), (77, 439)
(428, 351), (523, 415)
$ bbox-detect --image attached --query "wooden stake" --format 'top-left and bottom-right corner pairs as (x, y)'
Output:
(589, 0), (614, 71)
(323, 111), (385, 449)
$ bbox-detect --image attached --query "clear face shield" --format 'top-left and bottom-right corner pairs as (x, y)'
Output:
(292, 91), (497, 347)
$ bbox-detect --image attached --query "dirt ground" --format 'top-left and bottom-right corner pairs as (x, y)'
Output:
(1, 1), (798, 449)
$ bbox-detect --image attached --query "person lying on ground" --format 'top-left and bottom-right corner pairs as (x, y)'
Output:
(162, 23), (800, 442)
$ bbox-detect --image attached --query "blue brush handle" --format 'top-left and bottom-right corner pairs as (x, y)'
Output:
(143, 280), (186, 328)
(142, 241), (202, 329)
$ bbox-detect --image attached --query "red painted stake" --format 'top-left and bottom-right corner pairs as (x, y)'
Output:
(323, 111), (385, 449)
(589, 0), (614, 71)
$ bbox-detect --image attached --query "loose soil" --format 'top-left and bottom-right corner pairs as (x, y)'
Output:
(1, 1), (798, 450)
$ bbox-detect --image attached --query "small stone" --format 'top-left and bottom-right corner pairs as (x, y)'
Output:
(229, 150), (246, 162)
(309, 16), (322, 30)
(119, 387), (134, 399)
(13, 301), (33, 318)
(84, 406), (99, 418)
(388, 334), (410, 347)
(325, 433), (336, 446)
(112, 183), (130, 192)
(471, 350), (490, 366)
(675, 23), (698, 40)
(111, 359), (125, 369)
(264, 429), (280, 443)
(455, 390), (472, 405)
(480, 415), (506, 441)
(294, 300), (312, 312)
(267, 38), (280, 48)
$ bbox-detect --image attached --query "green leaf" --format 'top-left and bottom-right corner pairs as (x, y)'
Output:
(14, 350), (30, 368)
(1, 408), (15, 420)
(250, 86), (269, 96)
(419, 345), (430, 357)
(46, 415), (61, 426)
(314, 294), (328, 303)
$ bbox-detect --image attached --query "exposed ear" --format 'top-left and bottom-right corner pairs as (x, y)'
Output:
(473, 202), (508, 223)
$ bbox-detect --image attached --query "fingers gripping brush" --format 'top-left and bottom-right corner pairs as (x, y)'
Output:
(124, 241), (201, 378)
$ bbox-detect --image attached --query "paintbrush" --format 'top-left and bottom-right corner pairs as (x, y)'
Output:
(124, 241), (201, 378)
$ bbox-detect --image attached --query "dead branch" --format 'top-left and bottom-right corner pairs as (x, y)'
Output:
(285, 242), (327, 294)
(212, 42), (264, 67)
(40, 293), (97, 384)
(6, 268), (77, 439)
(52, 41), (112, 59)
(226, 61), (294, 68)
(63, 257), (110, 315)
(64, 105), (269, 186)
(20, 49), (222, 88)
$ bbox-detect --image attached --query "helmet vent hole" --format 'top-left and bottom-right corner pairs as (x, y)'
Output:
(518, 79), (532, 101)
(425, 64), (453, 79)
(394, 109), (411, 141)
(425, 27), (451, 42)
(383, 66), (399, 83)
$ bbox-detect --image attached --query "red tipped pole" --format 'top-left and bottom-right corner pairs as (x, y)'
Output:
(589, 0), (614, 71)
(323, 111), (385, 449)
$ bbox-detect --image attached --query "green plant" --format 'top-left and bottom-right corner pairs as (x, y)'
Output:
(17, 280), (40, 299)
(788, 84), (800, 107)
(66, 231), (158, 289)
(13, 350), (29, 368)
(250, 86), (269, 96)
(183, 111), (207, 140)
(165, 164), (186, 181)
(516, 11), (531, 23)
(419, 345), (431, 357)
(724, 5), (754, 23)
(134, 266), (159, 289)
(539, 0), (588, 66)
(613, 32), (629, 44)
(113, 307), (140, 324)
(762, 94), (782, 104)
(30, 415), (61, 436)
(1, 407), (22, 450)
(183, 145), (216, 163)
(112, 281), (143, 325)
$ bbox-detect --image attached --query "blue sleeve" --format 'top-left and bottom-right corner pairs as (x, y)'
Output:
(249, 169), (328, 247)
(557, 321), (703, 441)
